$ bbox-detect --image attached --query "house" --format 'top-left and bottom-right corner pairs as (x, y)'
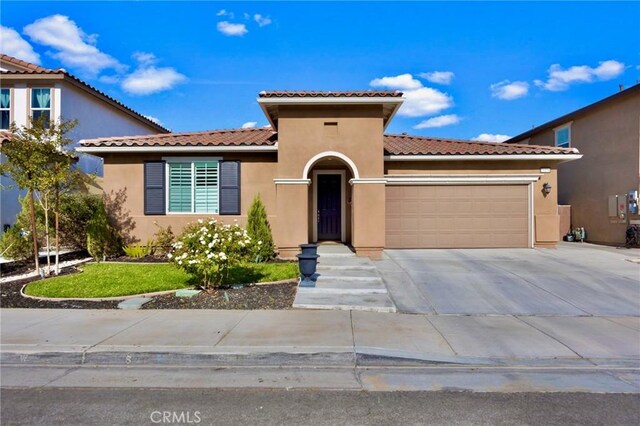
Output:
(0, 53), (168, 231)
(506, 85), (640, 246)
(78, 91), (581, 259)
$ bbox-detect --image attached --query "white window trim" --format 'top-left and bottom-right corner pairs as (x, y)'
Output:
(0, 88), (10, 130)
(554, 122), (572, 148)
(163, 157), (222, 215)
(30, 87), (52, 119)
(312, 169), (347, 243)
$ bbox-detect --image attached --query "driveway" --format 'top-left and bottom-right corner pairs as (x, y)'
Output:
(376, 243), (640, 316)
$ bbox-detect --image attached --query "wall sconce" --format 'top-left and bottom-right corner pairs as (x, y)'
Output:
(543, 183), (552, 195)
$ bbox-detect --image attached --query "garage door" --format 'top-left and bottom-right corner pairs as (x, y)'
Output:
(386, 185), (529, 248)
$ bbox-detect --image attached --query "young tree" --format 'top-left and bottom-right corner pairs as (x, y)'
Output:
(0, 116), (78, 273)
(246, 194), (276, 261)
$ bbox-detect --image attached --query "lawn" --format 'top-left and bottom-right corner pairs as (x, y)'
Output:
(24, 262), (299, 298)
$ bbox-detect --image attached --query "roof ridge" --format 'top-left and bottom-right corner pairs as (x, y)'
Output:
(0, 53), (56, 73)
(81, 127), (275, 143)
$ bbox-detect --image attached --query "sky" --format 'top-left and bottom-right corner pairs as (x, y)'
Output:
(1, 1), (639, 141)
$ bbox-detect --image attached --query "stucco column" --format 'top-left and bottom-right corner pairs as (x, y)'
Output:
(351, 181), (385, 259)
(534, 169), (560, 248)
(274, 182), (309, 258)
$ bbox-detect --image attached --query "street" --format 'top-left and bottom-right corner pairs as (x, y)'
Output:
(1, 388), (638, 425)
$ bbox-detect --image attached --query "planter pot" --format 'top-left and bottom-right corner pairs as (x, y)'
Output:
(299, 243), (318, 256)
(297, 253), (319, 288)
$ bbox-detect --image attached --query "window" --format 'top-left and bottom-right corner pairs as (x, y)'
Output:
(167, 161), (219, 213)
(554, 124), (571, 148)
(31, 88), (51, 126)
(0, 88), (10, 129)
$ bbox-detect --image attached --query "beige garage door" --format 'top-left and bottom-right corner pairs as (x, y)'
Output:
(386, 185), (529, 248)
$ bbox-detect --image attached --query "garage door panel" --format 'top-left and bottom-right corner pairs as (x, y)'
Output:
(386, 185), (529, 249)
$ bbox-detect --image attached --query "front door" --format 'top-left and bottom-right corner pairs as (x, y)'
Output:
(317, 174), (341, 240)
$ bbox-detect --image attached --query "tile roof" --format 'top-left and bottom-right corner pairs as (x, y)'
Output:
(259, 91), (403, 98)
(0, 54), (169, 133)
(383, 134), (579, 156)
(80, 127), (277, 147)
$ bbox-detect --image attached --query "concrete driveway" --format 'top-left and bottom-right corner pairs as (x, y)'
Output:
(377, 243), (640, 316)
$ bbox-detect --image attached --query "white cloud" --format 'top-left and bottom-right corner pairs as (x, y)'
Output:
(534, 60), (625, 91)
(399, 87), (453, 117)
(121, 66), (186, 95)
(23, 14), (123, 76)
(241, 121), (257, 128)
(144, 115), (162, 125)
(132, 51), (157, 66)
(471, 133), (511, 143)
(254, 14), (272, 27)
(419, 71), (454, 85)
(217, 21), (248, 36)
(217, 9), (234, 18)
(413, 114), (461, 129)
(370, 73), (422, 90)
(0, 26), (41, 64)
(490, 80), (529, 100)
(98, 74), (120, 84)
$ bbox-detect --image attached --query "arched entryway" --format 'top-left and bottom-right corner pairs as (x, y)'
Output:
(303, 152), (359, 244)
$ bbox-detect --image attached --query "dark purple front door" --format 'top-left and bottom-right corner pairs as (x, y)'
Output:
(317, 174), (341, 240)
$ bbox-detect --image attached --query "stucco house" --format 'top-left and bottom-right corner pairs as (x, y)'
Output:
(0, 53), (168, 231)
(78, 91), (581, 259)
(507, 84), (639, 246)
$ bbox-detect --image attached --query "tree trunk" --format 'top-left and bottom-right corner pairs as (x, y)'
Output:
(54, 186), (60, 275)
(28, 189), (40, 272)
(43, 200), (51, 276)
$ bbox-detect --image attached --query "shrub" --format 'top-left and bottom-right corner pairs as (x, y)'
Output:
(0, 225), (33, 262)
(58, 193), (102, 250)
(169, 219), (255, 288)
(246, 194), (275, 261)
(86, 201), (122, 261)
(153, 223), (175, 256)
(123, 240), (154, 258)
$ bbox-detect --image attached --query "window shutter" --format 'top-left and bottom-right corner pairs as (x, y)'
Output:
(219, 160), (241, 215)
(168, 163), (192, 212)
(144, 161), (166, 215)
(194, 161), (219, 213)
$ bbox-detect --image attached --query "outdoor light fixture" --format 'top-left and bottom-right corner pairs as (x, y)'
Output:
(543, 183), (552, 195)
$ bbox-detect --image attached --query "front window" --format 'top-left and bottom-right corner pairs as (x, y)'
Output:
(0, 88), (10, 129)
(31, 88), (51, 126)
(168, 161), (219, 213)
(555, 124), (571, 148)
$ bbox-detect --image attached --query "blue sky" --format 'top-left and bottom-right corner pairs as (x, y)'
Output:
(1, 1), (639, 140)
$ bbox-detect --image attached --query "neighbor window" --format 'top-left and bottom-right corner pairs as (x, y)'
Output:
(168, 161), (219, 213)
(554, 124), (571, 148)
(31, 88), (51, 126)
(0, 88), (10, 130)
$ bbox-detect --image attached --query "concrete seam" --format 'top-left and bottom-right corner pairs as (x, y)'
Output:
(602, 370), (640, 389)
(600, 317), (640, 332)
(383, 252), (436, 314)
(214, 311), (251, 347)
(0, 310), (69, 333)
(36, 366), (81, 389)
(514, 315), (596, 365)
(349, 310), (365, 389)
(80, 311), (161, 359)
(423, 316), (458, 356)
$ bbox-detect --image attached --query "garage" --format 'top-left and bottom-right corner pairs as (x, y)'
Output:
(385, 184), (530, 248)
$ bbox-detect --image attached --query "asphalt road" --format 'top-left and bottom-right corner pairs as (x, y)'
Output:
(1, 388), (639, 425)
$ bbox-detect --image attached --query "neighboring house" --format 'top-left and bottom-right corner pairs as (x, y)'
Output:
(0, 53), (168, 231)
(507, 85), (640, 246)
(78, 91), (581, 259)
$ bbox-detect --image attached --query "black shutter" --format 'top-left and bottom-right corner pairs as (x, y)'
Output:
(144, 161), (166, 215)
(219, 160), (240, 215)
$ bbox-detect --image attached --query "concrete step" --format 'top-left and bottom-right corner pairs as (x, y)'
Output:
(316, 264), (377, 272)
(315, 268), (381, 279)
(298, 287), (388, 295)
(316, 245), (356, 257)
(317, 256), (373, 267)
(303, 278), (388, 295)
(293, 292), (396, 313)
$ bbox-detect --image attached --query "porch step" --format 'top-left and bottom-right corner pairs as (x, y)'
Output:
(316, 264), (377, 272)
(293, 292), (396, 313)
(316, 244), (356, 257)
(317, 256), (373, 267)
(315, 268), (381, 279)
(311, 277), (388, 294)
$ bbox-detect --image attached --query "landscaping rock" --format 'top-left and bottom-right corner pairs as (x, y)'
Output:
(118, 298), (151, 310)
(175, 289), (201, 298)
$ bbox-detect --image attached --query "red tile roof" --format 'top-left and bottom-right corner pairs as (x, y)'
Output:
(80, 127), (277, 147)
(259, 91), (403, 98)
(383, 134), (579, 156)
(0, 53), (169, 133)
(80, 127), (578, 156)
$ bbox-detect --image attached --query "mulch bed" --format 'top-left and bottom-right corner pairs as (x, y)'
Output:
(0, 250), (90, 276)
(142, 282), (298, 310)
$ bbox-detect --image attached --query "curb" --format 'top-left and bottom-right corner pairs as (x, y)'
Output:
(19, 286), (192, 302)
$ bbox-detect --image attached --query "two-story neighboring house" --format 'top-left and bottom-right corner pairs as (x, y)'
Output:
(507, 84), (640, 246)
(0, 53), (169, 231)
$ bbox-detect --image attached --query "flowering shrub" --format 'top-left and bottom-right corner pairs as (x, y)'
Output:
(169, 219), (261, 288)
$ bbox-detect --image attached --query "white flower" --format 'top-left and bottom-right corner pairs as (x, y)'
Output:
(198, 219), (203, 224)
(258, 241), (263, 245)
(178, 260), (183, 265)
(167, 253), (173, 259)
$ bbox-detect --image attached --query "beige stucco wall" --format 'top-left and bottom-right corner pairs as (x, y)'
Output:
(101, 153), (278, 243)
(523, 94), (640, 245)
(274, 105), (385, 257)
(385, 160), (561, 247)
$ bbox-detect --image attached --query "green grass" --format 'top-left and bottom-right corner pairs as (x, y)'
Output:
(24, 261), (299, 298)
